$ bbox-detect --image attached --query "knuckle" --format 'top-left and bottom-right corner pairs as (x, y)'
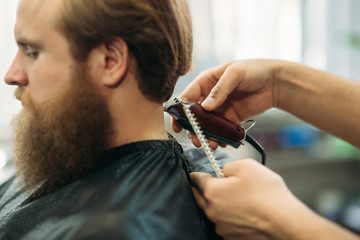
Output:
(273, 172), (285, 185)
(221, 163), (232, 174)
(241, 158), (260, 169)
(223, 158), (253, 171)
(211, 84), (224, 96)
(203, 187), (217, 201)
(203, 68), (214, 76)
(226, 63), (239, 73)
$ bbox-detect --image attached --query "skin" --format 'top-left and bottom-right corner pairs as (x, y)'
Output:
(6, 0), (74, 106)
(173, 59), (360, 239)
(5, 0), (168, 148)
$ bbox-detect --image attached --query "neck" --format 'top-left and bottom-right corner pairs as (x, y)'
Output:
(110, 101), (168, 147)
(104, 78), (168, 148)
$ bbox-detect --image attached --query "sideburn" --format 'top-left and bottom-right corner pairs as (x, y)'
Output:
(12, 65), (113, 196)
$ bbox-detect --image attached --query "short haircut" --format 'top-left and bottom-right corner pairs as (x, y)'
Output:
(58, 0), (193, 102)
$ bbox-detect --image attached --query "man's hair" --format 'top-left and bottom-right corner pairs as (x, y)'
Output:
(58, 0), (193, 102)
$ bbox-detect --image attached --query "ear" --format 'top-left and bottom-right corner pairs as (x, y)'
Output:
(102, 37), (129, 87)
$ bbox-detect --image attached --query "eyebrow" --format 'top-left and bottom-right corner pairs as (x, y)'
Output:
(16, 38), (41, 49)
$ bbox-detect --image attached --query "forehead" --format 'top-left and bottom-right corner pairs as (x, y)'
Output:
(15, 0), (64, 38)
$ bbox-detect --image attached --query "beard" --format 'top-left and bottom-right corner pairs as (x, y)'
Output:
(12, 64), (112, 196)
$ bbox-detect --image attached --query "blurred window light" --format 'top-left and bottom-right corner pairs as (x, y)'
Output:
(190, 0), (302, 64)
(0, 0), (19, 142)
(303, 0), (327, 70)
(303, 0), (360, 80)
(0, 149), (8, 169)
(179, 0), (303, 95)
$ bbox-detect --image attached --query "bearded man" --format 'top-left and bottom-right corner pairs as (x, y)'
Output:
(0, 0), (216, 239)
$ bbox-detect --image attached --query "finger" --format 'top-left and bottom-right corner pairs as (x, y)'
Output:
(208, 139), (219, 150)
(191, 186), (207, 210)
(180, 76), (204, 102)
(202, 65), (244, 111)
(188, 132), (219, 149)
(219, 143), (227, 148)
(190, 172), (215, 195)
(222, 159), (260, 177)
(189, 132), (202, 148)
(180, 63), (232, 102)
(171, 118), (182, 133)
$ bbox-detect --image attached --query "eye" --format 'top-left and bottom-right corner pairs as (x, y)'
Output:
(25, 50), (39, 59)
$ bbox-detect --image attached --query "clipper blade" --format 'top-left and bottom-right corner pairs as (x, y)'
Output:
(183, 104), (224, 178)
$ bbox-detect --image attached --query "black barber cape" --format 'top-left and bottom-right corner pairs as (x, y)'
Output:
(0, 138), (228, 240)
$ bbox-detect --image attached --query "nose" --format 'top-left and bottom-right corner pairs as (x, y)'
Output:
(4, 53), (28, 86)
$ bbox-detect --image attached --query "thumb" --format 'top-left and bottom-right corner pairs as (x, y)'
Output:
(201, 67), (240, 111)
(190, 172), (214, 194)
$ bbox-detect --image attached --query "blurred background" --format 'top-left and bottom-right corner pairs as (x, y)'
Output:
(1, 0), (360, 233)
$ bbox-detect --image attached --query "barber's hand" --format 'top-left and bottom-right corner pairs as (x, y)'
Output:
(190, 159), (301, 240)
(172, 59), (280, 148)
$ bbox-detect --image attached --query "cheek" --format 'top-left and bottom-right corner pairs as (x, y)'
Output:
(27, 63), (72, 104)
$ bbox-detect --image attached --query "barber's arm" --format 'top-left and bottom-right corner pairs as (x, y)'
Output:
(191, 160), (360, 240)
(173, 59), (360, 239)
(173, 59), (360, 148)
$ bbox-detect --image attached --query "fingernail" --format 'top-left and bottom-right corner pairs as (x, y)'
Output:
(187, 132), (192, 139)
(202, 96), (215, 108)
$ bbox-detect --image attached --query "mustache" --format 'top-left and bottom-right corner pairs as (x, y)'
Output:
(14, 88), (25, 101)
(14, 88), (34, 109)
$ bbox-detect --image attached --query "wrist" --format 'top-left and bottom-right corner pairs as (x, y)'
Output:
(271, 60), (301, 110)
(265, 196), (360, 240)
(272, 61), (318, 113)
(260, 192), (317, 240)
(270, 198), (312, 239)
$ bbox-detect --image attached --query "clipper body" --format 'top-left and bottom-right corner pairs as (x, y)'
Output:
(164, 98), (245, 148)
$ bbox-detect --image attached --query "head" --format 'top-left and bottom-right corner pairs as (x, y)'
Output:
(5, 0), (193, 194)
(59, 0), (193, 102)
